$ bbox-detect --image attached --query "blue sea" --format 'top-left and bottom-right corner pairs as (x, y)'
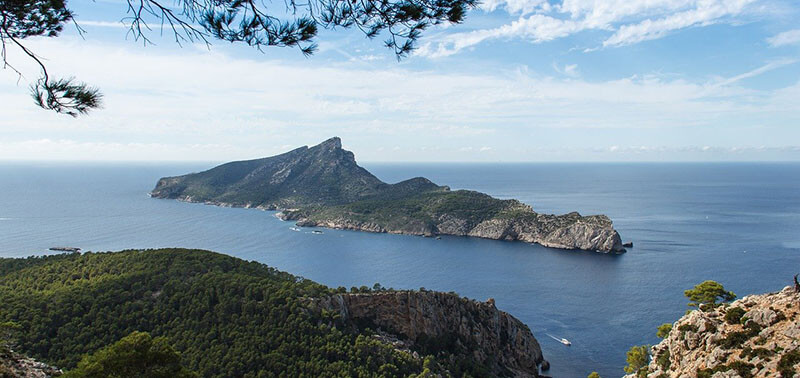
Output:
(1, 162), (799, 377)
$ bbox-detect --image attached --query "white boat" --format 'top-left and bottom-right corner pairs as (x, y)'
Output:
(289, 227), (301, 232)
(560, 338), (571, 346)
(311, 230), (324, 234)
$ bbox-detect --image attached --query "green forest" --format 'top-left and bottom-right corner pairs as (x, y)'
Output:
(0, 249), (482, 377)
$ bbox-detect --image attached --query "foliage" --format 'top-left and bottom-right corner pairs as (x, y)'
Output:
(655, 349), (670, 371)
(724, 306), (746, 324)
(623, 345), (650, 376)
(777, 349), (800, 378)
(0, 321), (20, 354)
(684, 281), (736, 309)
(64, 331), (197, 378)
(697, 361), (754, 378)
(0, 249), (482, 377)
(717, 321), (762, 349)
(656, 323), (672, 338)
(587, 372), (601, 378)
(0, 0), (102, 115)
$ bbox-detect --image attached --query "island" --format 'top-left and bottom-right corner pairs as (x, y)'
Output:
(150, 137), (625, 253)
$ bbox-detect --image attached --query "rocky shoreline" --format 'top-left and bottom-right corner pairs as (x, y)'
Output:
(277, 208), (624, 253)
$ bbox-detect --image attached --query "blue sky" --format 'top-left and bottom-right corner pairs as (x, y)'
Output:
(1, 0), (799, 161)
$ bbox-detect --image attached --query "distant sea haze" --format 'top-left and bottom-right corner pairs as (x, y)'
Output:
(1, 162), (799, 377)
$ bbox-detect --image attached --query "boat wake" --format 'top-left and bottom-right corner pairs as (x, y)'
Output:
(545, 333), (571, 346)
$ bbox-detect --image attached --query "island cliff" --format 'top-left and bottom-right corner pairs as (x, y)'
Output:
(151, 137), (625, 253)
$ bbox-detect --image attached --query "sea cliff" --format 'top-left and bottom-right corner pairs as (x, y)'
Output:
(306, 291), (545, 377)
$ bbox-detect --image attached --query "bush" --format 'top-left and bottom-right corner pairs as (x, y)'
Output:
(623, 345), (650, 376)
(777, 349), (800, 378)
(587, 372), (601, 378)
(656, 323), (672, 339)
(656, 350), (671, 371)
(725, 307), (746, 325)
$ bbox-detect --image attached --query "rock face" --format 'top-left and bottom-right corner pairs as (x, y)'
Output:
(152, 137), (625, 253)
(307, 291), (545, 377)
(0, 349), (61, 377)
(627, 286), (800, 378)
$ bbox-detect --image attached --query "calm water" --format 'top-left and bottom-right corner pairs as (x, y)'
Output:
(1, 162), (799, 377)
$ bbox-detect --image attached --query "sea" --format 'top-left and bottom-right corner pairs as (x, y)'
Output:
(1, 162), (799, 378)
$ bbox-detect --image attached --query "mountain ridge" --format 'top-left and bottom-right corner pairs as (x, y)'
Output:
(151, 137), (625, 253)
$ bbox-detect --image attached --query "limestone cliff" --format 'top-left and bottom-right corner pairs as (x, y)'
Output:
(306, 291), (545, 377)
(627, 286), (800, 378)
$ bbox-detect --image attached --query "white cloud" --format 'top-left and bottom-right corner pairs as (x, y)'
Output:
(602, 0), (753, 47)
(1, 38), (798, 161)
(553, 63), (580, 77)
(767, 29), (800, 47)
(416, 0), (757, 57)
(713, 59), (797, 86)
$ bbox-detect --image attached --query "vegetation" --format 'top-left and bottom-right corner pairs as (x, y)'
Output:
(656, 323), (672, 338)
(655, 349), (670, 371)
(724, 306), (746, 324)
(1, 0), (477, 115)
(777, 349), (800, 378)
(697, 361), (754, 378)
(64, 331), (197, 378)
(684, 281), (736, 310)
(717, 321), (762, 349)
(623, 345), (650, 377)
(0, 248), (493, 377)
(587, 372), (601, 378)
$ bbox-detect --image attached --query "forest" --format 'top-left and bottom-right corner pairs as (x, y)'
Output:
(0, 249), (487, 377)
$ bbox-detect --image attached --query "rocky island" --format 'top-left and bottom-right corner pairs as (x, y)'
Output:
(151, 137), (625, 253)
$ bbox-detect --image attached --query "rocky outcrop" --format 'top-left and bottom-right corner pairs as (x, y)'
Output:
(0, 349), (61, 377)
(306, 291), (545, 377)
(153, 137), (625, 253)
(627, 286), (800, 378)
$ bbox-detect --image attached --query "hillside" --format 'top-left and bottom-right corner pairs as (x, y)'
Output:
(152, 137), (625, 253)
(0, 249), (546, 377)
(627, 286), (800, 378)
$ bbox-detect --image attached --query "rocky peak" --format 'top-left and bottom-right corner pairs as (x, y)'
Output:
(313, 136), (343, 151)
(628, 286), (800, 378)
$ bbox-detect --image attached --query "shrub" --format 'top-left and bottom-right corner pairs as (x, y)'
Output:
(656, 349), (671, 371)
(725, 307), (746, 324)
(656, 323), (672, 339)
(623, 345), (650, 376)
(777, 349), (800, 378)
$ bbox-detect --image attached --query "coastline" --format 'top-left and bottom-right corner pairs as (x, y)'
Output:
(153, 194), (625, 254)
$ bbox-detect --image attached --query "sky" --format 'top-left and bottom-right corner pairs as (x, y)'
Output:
(1, 0), (799, 162)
